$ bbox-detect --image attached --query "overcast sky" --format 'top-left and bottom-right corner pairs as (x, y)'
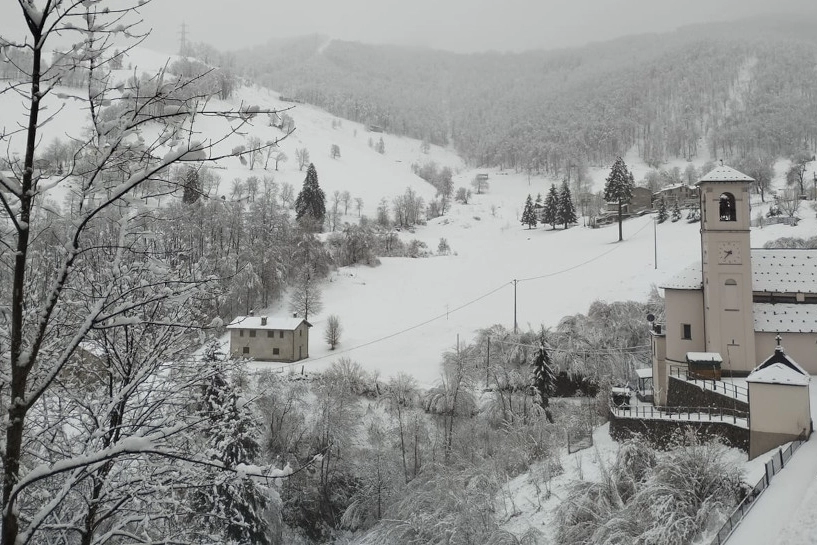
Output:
(1, 0), (817, 54)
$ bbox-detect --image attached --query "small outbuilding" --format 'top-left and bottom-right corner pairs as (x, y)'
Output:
(227, 315), (311, 362)
(747, 343), (811, 460)
(686, 351), (723, 380)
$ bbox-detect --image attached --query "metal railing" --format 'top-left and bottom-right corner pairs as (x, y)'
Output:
(710, 436), (809, 544)
(610, 404), (748, 426)
(669, 365), (749, 404)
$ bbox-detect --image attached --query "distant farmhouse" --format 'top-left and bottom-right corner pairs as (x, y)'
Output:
(652, 183), (699, 208)
(227, 315), (311, 362)
(596, 186), (653, 225)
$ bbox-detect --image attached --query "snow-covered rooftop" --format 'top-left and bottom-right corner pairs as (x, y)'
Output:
(226, 316), (309, 330)
(747, 362), (810, 386)
(661, 250), (817, 294)
(660, 262), (702, 290)
(754, 303), (817, 333)
(635, 368), (653, 379)
(752, 250), (817, 294)
(697, 165), (755, 184)
(686, 351), (723, 363)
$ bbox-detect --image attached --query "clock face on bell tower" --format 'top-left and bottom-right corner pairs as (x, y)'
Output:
(717, 241), (742, 264)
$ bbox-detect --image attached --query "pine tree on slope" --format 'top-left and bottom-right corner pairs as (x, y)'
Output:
(557, 180), (578, 229)
(530, 332), (556, 423)
(671, 201), (681, 222)
(543, 184), (560, 229)
(657, 199), (668, 223)
(521, 194), (538, 229)
(294, 163), (326, 230)
(604, 156), (635, 242)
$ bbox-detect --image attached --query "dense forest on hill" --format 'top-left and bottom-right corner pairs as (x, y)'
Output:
(190, 16), (817, 175)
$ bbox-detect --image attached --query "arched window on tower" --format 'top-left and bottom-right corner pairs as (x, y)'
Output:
(724, 279), (739, 310)
(719, 192), (736, 221)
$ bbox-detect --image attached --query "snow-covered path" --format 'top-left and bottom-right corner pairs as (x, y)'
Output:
(725, 385), (817, 545)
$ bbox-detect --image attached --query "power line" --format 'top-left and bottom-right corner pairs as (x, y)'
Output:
(487, 337), (650, 355)
(266, 215), (657, 372)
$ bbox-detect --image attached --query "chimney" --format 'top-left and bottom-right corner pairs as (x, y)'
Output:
(261, 316), (267, 326)
(249, 309), (255, 316)
(292, 312), (298, 318)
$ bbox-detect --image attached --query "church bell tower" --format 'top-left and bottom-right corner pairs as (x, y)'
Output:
(698, 166), (756, 374)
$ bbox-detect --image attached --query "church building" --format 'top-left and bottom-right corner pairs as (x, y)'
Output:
(651, 165), (817, 406)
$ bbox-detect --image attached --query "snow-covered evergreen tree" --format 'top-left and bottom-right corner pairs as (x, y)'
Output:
(671, 201), (681, 222)
(530, 332), (556, 422)
(656, 199), (667, 223)
(194, 345), (277, 544)
(521, 194), (537, 229)
(604, 157), (635, 241)
(557, 180), (578, 229)
(294, 163), (326, 230)
(543, 184), (559, 229)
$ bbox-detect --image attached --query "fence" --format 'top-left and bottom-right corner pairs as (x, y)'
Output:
(610, 404), (748, 426)
(710, 436), (809, 545)
(669, 365), (749, 403)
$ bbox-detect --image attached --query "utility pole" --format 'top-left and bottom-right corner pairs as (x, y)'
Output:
(512, 279), (518, 334)
(654, 216), (658, 270)
(178, 21), (188, 57)
(486, 337), (490, 388)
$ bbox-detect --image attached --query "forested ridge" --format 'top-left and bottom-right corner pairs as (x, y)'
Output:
(213, 16), (817, 175)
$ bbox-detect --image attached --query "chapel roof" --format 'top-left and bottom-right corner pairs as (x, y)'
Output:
(696, 165), (755, 184)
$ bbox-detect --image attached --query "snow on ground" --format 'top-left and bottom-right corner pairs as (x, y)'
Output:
(721, 383), (817, 545)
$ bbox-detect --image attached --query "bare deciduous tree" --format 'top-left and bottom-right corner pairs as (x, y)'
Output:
(324, 315), (342, 349)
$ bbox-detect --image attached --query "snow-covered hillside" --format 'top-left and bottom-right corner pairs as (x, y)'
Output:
(16, 47), (817, 390)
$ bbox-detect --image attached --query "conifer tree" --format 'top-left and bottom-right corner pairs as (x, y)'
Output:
(604, 156), (635, 241)
(194, 345), (274, 544)
(671, 201), (682, 222)
(530, 332), (556, 423)
(535, 193), (542, 205)
(182, 166), (201, 204)
(294, 163), (326, 230)
(557, 180), (578, 229)
(543, 184), (559, 229)
(521, 194), (537, 229)
(657, 199), (668, 223)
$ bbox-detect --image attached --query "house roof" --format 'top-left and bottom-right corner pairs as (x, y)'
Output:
(686, 352), (723, 363)
(654, 183), (693, 195)
(696, 165), (755, 185)
(748, 362), (810, 386)
(661, 262), (702, 290)
(753, 303), (817, 333)
(752, 249), (817, 294)
(226, 316), (311, 330)
(635, 368), (653, 379)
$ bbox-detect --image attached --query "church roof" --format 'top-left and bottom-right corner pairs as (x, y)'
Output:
(696, 165), (755, 184)
(753, 303), (817, 333)
(752, 249), (817, 293)
(660, 262), (702, 290)
(662, 250), (817, 293)
(748, 344), (809, 385)
(747, 362), (810, 386)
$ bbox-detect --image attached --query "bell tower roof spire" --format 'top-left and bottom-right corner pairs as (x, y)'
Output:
(697, 165), (755, 185)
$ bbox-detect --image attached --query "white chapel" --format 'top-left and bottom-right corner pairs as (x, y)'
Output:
(651, 165), (817, 406)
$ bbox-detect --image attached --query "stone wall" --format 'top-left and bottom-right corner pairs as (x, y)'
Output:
(609, 413), (749, 452)
(667, 376), (749, 413)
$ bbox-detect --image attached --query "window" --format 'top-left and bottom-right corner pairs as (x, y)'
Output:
(300, 329), (302, 337)
(273, 348), (280, 355)
(242, 347), (249, 354)
(249, 330), (256, 338)
(279, 330), (284, 339)
(724, 279), (739, 310)
(719, 192), (736, 221)
(267, 331), (273, 338)
(682, 324), (692, 340)
(239, 329), (244, 337)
